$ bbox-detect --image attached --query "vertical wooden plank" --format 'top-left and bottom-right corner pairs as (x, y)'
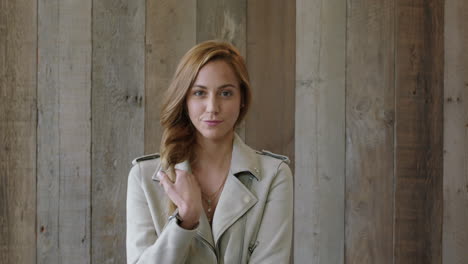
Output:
(246, 0), (295, 165)
(443, 0), (468, 263)
(394, 0), (444, 262)
(345, 0), (395, 263)
(145, 0), (196, 154)
(197, 0), (246, 55)
(197, 0), (247, 139)
(295, 0), (345, 262)
(0, 0), (37, 263)
(92, 0), (145, 262)
(36, 1), (60, 261)
(37, 0), (92, 263)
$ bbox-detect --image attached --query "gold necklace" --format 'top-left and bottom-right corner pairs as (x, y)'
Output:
(201, 174), (228, 223)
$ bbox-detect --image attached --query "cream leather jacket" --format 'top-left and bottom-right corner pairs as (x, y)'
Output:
(126, 134), (293, 263)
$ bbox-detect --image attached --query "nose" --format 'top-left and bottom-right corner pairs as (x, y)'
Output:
(206, 94), (219, 114)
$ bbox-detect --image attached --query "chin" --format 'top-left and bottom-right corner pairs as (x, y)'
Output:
(197, 129), (234, 142)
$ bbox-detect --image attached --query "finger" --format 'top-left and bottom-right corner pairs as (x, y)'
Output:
(158, 171), (173, 189)
(158, 172), (182, 204)
(174, 169), (189, 184)
(175, 169), (199, 188)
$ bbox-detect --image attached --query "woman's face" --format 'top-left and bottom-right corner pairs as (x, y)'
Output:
(186, 59), (242, 142)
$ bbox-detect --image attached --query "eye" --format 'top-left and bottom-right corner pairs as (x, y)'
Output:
(193, 90), (205, 96)
(220, 90), (233, 97)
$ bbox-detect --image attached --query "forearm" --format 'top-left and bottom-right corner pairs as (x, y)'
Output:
(127, 164), (197, 264)
(127, 218), (197, 264)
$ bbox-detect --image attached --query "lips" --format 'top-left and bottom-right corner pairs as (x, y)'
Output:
(204, 120), (223, 126)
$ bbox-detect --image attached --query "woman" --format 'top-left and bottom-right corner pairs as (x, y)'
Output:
(126, 40), (293, 263)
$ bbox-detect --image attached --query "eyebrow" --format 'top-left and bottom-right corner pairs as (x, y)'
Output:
(191, 84), (237, 89)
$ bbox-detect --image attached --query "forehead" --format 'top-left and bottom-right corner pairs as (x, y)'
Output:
(194, 60), (239, 86)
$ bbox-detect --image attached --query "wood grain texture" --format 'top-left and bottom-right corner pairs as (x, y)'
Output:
(37, 0), (92, 263)
(145, 0), (196, 154)
(295, 0), (345, 263)
(197, 0), (247, 139)
(345, 1), (395, 263)
(246, 0), (295, 166)
(0, 0), (37, 263)
(443, 0), (468, 263)
(92, 0), (145, 262)
(197, 0), (246, 55)
(394, 0), (444, 262)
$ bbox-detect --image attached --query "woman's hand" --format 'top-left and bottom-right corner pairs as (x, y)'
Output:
(158, 170), (203, 230)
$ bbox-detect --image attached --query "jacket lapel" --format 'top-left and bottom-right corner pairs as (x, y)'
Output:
(211, 133), (261, 245)
(211, 173), (258, 245)
(196, 210), (215, 248)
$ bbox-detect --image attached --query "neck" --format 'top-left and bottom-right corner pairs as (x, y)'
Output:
(193, 132), (235, 171)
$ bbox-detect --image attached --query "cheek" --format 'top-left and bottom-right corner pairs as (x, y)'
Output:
(227, 101), (241, 119)
(186, 101), (199, 121)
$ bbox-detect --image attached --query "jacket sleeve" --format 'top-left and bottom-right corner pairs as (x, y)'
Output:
(248, 161), (293, 263)
(126, 163), (197, 264)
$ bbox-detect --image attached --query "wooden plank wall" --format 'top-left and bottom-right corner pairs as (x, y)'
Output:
(246, 0), (295, 165)
(2, 0), (468, 263)
(0, 0), (37, 263)
(91, 0), (145, 263)
(37, 0), (92, 263)
(395, 0), (444, 262)
(345, 1), (395, 263)
(297, 0), (447, 263)
(144, 0), (196, 154)
(443, 0), (468, 263)
(295, 0), (345, 263)
(197, 0), (246, 56)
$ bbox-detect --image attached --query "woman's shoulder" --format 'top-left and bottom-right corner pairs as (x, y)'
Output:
(252, 149), (292, 179)
(255, 149), (290, 165)
(129, 153), (161, 182)
(132, 153), (161, 166)
(249, 149), (293, 194)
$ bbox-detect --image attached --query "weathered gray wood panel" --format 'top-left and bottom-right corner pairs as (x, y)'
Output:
(246, 0), (295, 166)
(394, 0), (444, 262)
(197, 0), (247, 139)
(443, 0), (468, 263)
(197, 0), (246, 55)
(145, 0), (196, 154)
(0, 0), (37, 263)
(295, 0), (345, 262)
(345, 1), (395, 263)
(92, 0), (145, 262)
(37, 0), (92, 263)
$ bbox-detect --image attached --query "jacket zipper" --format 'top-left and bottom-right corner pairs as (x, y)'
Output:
(240, 175), (254, 263)
(196, 233), (218, 263)
(248, 241), (259, 255)
(238, 217), (246, 264)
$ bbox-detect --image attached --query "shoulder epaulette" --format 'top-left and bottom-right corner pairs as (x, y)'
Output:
(257, 150), (290, 164)
(132, 153), (160, 165)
